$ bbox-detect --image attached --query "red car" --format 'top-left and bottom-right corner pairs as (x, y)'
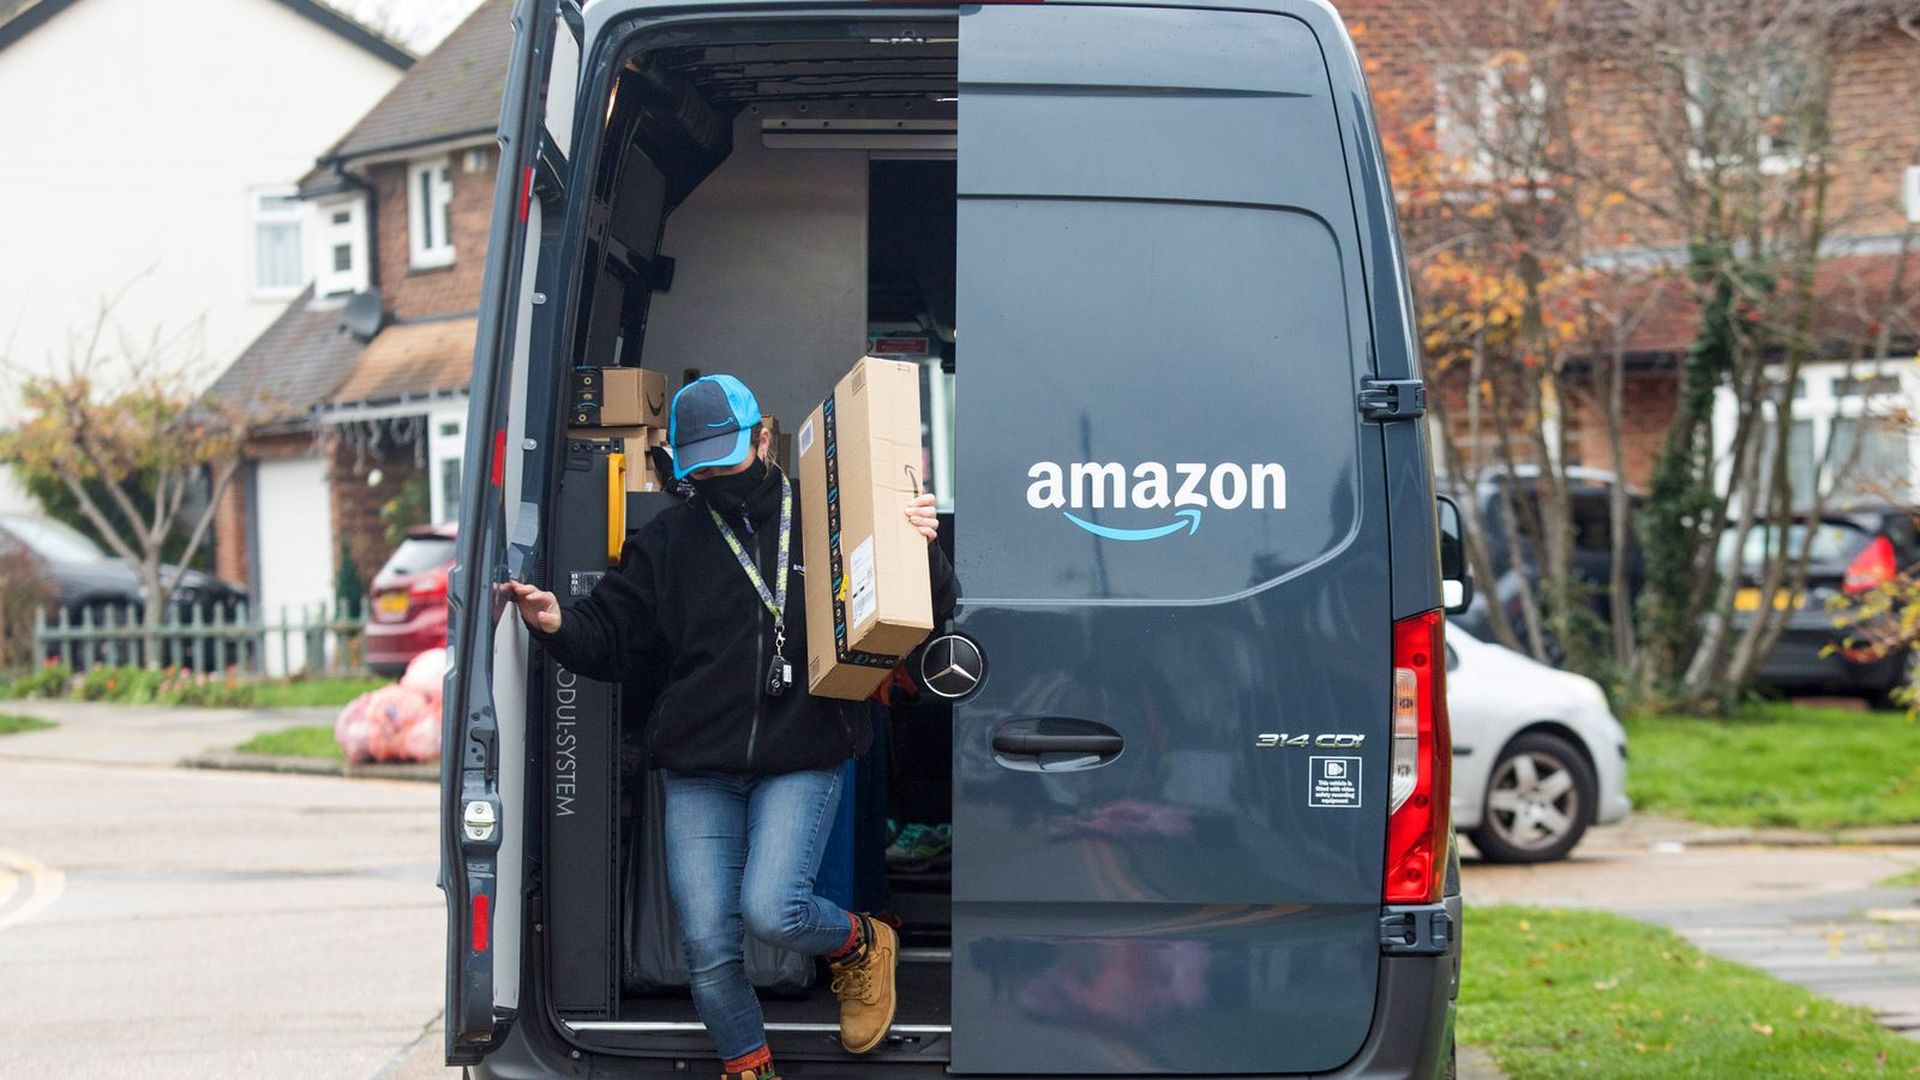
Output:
(364, 524), (456, 676)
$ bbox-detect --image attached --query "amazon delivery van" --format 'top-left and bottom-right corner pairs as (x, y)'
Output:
(440, 0), (1468, 1075)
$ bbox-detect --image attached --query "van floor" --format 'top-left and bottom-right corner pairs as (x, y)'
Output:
(620, 950), (951, 1029)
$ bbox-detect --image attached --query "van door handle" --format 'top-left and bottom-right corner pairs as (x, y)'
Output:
(991, 733), (1124, 756)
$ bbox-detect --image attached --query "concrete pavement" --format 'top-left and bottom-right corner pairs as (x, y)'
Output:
(1464, 817), (1920, 1040)
(0, 698), (337, 767)
(0, 756), (447, 1079)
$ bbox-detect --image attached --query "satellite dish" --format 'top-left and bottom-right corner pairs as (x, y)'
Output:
(342, 290), (385, 343)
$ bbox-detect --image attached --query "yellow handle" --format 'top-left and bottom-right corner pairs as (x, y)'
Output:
(607, 452), (627, 565)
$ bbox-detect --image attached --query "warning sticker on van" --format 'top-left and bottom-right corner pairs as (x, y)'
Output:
(1309, 756), (1361, 808)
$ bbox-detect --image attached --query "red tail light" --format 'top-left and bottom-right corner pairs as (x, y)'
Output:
(472, 893), (490, 951)
(1385, 609), (1450, 904)
(409, 565), (451, 604)
(1844, 535), (1897, 594)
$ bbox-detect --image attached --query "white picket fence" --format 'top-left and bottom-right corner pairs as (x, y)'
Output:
(34, 601), (365, 675)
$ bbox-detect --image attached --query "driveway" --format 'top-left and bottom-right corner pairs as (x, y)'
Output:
(1464, 816), (1920, 1037)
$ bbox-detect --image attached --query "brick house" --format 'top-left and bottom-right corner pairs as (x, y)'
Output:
(208, 0), (509, 669)
(1344, 0), (1920, 494)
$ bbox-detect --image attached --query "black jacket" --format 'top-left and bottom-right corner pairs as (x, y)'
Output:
(531, 466), (958, 775)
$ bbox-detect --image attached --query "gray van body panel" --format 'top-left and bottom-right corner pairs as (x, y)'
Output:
(949, 4), (1411, 1072)
(472, 948), (1456, 1080)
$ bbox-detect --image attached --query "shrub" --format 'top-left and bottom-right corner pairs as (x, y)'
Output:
(0, 549), (55, 672)
(77, 664), (168, 704)
(155, 667), (254, 708)
(5, 660), (72, 700)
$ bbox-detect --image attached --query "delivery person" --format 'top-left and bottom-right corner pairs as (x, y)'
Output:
(503, 374), (956, 1080)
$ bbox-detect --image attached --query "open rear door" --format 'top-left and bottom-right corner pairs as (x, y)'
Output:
(952, 5), (1394, 1073)
(442, 0), (579, 1064)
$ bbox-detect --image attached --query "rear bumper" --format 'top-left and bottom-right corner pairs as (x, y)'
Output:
(1754, 626), (1902, 694)
(364, 606), (448, 670)
(473, 897), (1461, 1080)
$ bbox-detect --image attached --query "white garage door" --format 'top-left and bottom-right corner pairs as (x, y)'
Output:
(254, 455), (335, 676)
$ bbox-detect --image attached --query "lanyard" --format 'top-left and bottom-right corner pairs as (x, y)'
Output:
(708, 476), (792, 633)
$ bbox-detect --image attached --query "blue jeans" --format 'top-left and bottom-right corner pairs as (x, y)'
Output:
(663, 766), (852, 1060)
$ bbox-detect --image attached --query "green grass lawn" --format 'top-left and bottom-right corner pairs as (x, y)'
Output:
(1625, 703), (1920, 830)
(235, 724), (343, 761)
(1462, 905), (1920, 1077)
(246, 676), (391, 709)
(0, 713), (55, 736)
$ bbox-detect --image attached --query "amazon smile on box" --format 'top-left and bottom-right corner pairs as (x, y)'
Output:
(570, 366), (668, 428)
(798, 356), (933, 701)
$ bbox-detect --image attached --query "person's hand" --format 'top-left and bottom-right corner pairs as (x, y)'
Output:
(905, 491), (939, 543)
(502, 581), (562, 633)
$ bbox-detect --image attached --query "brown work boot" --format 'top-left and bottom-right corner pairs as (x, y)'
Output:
(828, 914), (898, 1053)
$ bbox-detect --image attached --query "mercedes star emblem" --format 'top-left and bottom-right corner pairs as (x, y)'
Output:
(920, 634), (984, 700)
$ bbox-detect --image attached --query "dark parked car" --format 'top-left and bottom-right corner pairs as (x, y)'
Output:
(0, 513), (243, 618)
(1722, 505), (1920, 709)
(364, 524), (456, 676)
(1445, 466), (1644, 662)
(0, 513), (245, 669)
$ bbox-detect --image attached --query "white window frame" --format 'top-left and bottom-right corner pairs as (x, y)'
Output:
(1712, 360), (1918, 508)
(427, 404), (467, 525)
(1683, 55), (1807, 178)
(250, 188), (307, 298)
(1433, 55), (1548, 183)
(407, 157), (456, 270)
(313, 196), (369, 298)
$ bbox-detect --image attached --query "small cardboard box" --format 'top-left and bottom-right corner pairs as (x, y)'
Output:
(797, 356), (933, 700)
(568, 426), (664, 492)
(571, 366), (669, 428)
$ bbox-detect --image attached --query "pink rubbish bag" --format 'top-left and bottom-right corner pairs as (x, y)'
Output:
(333, 691), (378, 764)
(363, 684), (436, 763)
(401, 648), (446, 700)
(399, 702), (443, 762)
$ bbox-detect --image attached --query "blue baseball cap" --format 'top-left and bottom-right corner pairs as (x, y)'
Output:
(668, 374), (762, 480)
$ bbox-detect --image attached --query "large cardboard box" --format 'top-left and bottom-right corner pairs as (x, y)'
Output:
(571, 366), (668, 428)
(798, 357), (933, 700)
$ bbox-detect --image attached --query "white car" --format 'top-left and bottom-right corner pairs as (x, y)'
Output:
(1447, 622), (1631, 862)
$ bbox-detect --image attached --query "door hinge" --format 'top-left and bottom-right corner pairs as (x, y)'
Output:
(1380, 904), (1453, 956)
(1359, 378), (1427, 422)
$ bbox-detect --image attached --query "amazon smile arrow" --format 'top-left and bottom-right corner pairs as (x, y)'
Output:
(1062, 507), (1203, 541)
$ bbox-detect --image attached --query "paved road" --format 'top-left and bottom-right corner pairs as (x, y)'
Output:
(1465, 817), (1920, 1038)
(0, 756), (449, 1079)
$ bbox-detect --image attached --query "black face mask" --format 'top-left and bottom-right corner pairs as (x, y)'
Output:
(693, 457), (769, 517)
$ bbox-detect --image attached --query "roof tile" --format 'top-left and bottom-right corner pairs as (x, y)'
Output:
(327, 317), (477, 407)
(205, 289), (366, 426)
(324, 0), (511, 162)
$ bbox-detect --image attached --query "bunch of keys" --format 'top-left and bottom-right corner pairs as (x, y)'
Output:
(766, 627), (793, 697)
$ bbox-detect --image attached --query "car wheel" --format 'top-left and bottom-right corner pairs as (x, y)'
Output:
(1469, 731), (1595, 864)
(1865, 649), (1917, 712)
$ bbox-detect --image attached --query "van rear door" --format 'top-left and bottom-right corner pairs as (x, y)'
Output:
(952, 6), (1393, 1072)
(442, 0), (578, 1064)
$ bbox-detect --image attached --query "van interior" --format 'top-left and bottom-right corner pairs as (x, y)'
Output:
(545, 18), (963, 1067)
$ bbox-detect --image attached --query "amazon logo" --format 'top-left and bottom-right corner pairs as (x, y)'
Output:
(1025, 460), (1287, 541)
